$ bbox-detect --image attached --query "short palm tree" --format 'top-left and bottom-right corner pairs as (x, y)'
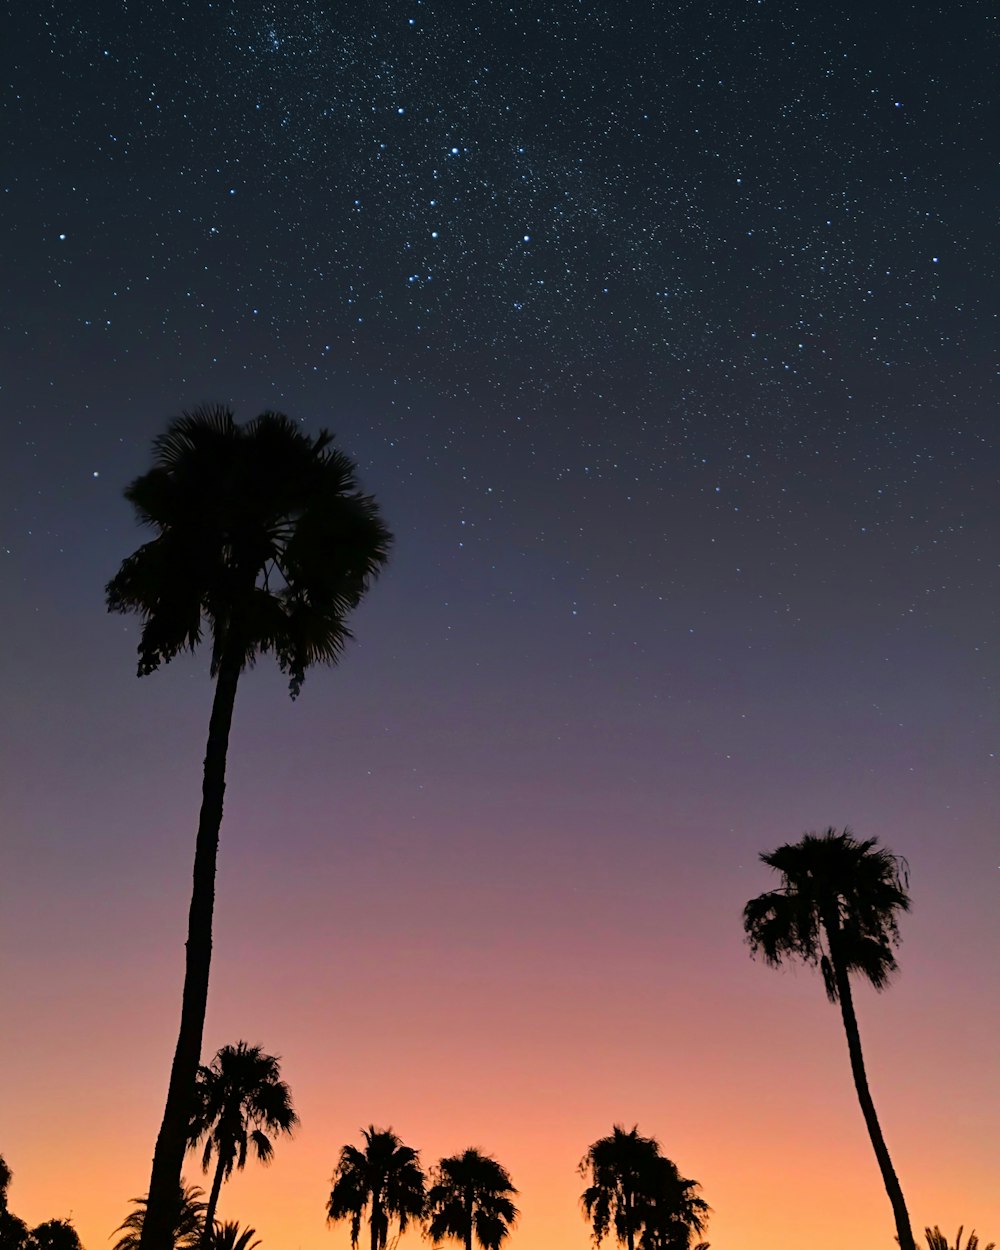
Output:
(743, 827), (914, 1250)
(426, 1149), (519, 1250)
(327, 1127), (425, 1250)
(580, 1126), (707, 1250)
(111, 1184), (206, 1250)
(107, 407), (391, 1250)
(926, 1229), (995, 1250)
(205, 1224), (261, 1250)
(188, 1042), (298, 1244)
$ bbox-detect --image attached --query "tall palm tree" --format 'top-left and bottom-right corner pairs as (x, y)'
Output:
(426, 1149), (519, 1250)
(107, 407), (391, 1250)
(579, 1126), (707, 1250)
(743, 827), (914, 1250)
(327, 1127), (425, 1250)
(111, 1184), (206, 1250)
(188, 1042), (298, 1245)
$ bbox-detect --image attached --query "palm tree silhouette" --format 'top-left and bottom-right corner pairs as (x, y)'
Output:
(111, 1184), (207, 1250)
(580, 1126), (707, 1250)
(107, 407), (391, 1250)
(743, 827), (914, 1250)
(426, 1149), (518, 1250)
(327, 1127), (425, 1250)
(925, 1229), (995, 1250)
(187, 1042), (298, 1245)
(205, 1225), (261, 1250)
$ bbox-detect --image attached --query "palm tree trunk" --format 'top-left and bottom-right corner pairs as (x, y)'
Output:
(201, 1151), (229, 1249)
(370, 1200), (381, 1250)
(464, 1190), (474, 1250)
(830, 953), (915, 1250)
(139, 651), (243, 1250)
(624, 1187), (635, 1250)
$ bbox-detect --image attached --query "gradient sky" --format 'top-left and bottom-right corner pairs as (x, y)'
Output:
(2, 2), (998, 1249)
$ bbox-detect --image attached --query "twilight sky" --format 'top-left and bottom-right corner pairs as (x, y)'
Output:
(2, 2), (998, 1249)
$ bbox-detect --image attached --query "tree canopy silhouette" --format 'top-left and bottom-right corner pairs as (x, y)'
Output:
(107, 407), (391, 1250)
(111, 1184), (206, 1250)
(579, 1126), (708, 1250)
(426, 1149), (518, 1250)
(26, 1225), (82, 1250)
(743, 827), (914, 1250)
(327, 1127), (425, 1250)
(188, 1042), (297, 1246)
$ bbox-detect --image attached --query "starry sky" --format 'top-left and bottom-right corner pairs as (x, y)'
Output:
(2, 2), (998, 1249)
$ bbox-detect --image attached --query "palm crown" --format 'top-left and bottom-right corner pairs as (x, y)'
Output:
(743, 827), (910, 1002)
(327, 1127), (425, 1250)
(106, 405), (392, 697)
(925, 1230), (996, 1250)
(111, 1184), (207, 1250)
(426, 1148), (519, 1250)
(205, 1225), (261, 1250)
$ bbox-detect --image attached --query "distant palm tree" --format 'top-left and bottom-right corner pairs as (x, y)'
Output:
(107, 407), (391, 1250)
(743, 827), (914, 1250)
(426, 1149), (519, 1250)
(205, 1225), (260, 1250)
(925, 1229), (995, 1250)
(327, 1127), (425, 1250)
(111, 1184), (206, 1250)
(188, 1042), (298, 1245)
(580, 1126), (707, 1250)
(0, 1158), (10, 1216)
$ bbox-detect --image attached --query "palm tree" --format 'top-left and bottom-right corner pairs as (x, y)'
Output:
(188, 1042), (298, 1245)
(205, 1225), (261, 1250)
(327, 1127), (425, 1250)
(580, 1126), (707, 1250)
(426, 1149), (518, 1250)
(107, 407), (391, 1250)
(111, 1184), (206, 1250)
(743, 827), (914, 1250)
(925, 1230), (995, 1250)
(636, 1156), (708, 1250)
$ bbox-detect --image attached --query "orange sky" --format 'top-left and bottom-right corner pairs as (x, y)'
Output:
(5, 734), (998, 1250)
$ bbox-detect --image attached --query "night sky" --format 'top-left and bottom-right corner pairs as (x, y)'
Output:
(3, 3), (998, 1249)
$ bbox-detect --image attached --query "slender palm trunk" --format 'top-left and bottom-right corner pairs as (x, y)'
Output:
(139, 652), (243, 1250)
(370, 1200), (381, 1250)
(201, 1150), (230, 1249)
(464, 1190), (474, 1250)
(624, 1187), (635, 1250)
(830, 951), (915, 1250)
